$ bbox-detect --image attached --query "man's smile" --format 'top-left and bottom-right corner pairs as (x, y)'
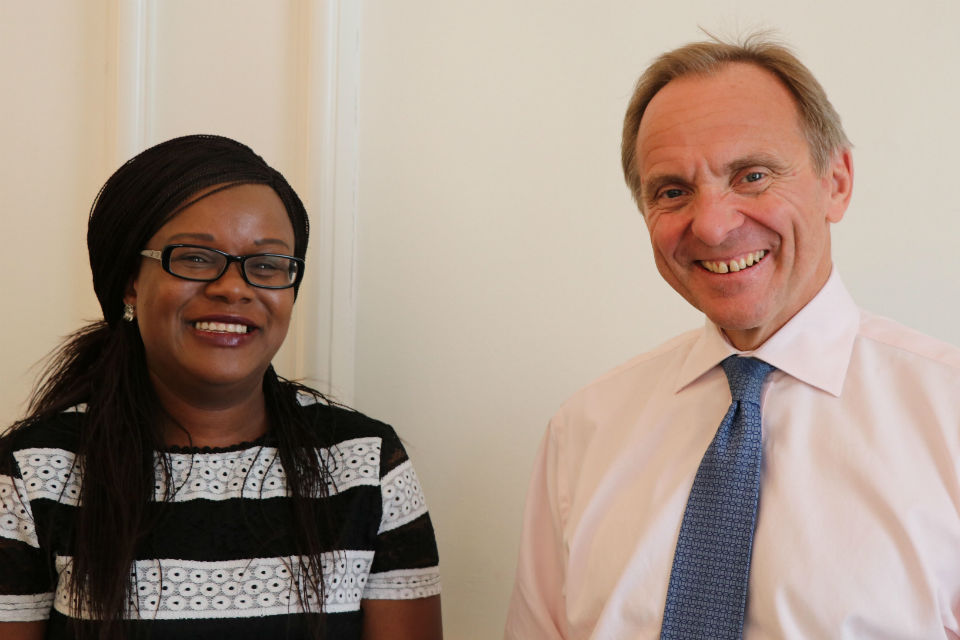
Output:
(699, 250), (767, 274)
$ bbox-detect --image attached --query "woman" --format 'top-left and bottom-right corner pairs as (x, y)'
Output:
(0, 135), (442, 640)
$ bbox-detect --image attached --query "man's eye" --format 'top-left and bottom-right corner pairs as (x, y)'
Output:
(743, 171), (765, 183)
(662, 188), (685, 199)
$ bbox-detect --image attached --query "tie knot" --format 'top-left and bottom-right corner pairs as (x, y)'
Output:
(721, 356), (774, 404)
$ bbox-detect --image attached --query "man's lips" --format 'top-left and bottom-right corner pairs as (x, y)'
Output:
(699, 250), (767, 274)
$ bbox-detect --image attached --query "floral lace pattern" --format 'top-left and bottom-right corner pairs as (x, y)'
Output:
(0, 473), (40, 547)
(54, 552), (377, 620)
(12, 438), (387, 504)
(380, 460), (429, 533)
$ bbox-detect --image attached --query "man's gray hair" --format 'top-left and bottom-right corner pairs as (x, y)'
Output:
(621, 33), (851, 208)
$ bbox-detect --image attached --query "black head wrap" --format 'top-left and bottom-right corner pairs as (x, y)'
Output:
(87, 135), (310, 326)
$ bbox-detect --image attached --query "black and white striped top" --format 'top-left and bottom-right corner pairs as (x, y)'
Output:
(0, 398), (440, 639)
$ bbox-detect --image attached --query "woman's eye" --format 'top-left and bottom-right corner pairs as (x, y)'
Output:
(249, 258), (283, 271)
(180, 254), (212, 264)
(170, 251), (219, 270)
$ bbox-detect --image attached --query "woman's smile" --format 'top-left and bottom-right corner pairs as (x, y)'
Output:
(126, 184), (296, 392)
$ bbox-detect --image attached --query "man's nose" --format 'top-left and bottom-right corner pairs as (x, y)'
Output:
(689, 190), (744, 246)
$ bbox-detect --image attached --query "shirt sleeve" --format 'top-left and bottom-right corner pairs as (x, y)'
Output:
(363, 428), (441, 600)
(504, 420), (569, 640)
(0, 452), (55, 621)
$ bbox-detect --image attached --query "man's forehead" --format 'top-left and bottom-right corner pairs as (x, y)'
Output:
(640, 63), (798, 131)
(636, 63), (807, 174)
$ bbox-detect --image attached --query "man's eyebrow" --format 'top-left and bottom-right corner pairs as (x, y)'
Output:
(641, 153), (790, 200)
(725, 153), (789, 175)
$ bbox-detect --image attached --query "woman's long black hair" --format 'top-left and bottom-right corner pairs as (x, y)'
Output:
(1, 135), (336, 639)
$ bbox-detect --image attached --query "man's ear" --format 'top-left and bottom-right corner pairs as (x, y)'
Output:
(826, 148), (854, 223)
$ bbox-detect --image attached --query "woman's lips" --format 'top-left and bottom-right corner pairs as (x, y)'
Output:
(188, 316), (259, 345)
(193, 320), (250, 334)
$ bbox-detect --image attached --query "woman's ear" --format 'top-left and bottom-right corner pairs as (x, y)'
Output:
(123, 277), (139, 307)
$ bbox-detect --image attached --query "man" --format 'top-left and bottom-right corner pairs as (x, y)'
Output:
(504, 35), (960, 639)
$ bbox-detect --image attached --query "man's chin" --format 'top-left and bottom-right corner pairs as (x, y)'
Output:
(700, 306), (775, 349)
(697, 299), (766, 331)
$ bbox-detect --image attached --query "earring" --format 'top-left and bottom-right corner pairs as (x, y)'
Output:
(122, 303), (136, 322)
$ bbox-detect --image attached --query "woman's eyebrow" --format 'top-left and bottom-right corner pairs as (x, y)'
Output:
(161, 233), (292, 251)
(254, 237), (292, 250)
(166, 232), (216, 243)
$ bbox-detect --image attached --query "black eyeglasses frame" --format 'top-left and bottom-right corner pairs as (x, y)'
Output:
(139, 244), (305, 290)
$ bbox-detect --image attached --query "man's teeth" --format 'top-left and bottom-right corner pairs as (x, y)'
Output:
(700, 250), (767, 274)
(194, 321), (250, 334)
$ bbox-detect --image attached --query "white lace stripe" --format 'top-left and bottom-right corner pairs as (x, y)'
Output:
(379, 460), (429, 534)
(364, 567), (442, 600)
(156, 437), (381, 501)
(295, 393), (326, 406)
(53, 551), (375, 620)
(0, 592), (54, 621)
(0, 473), (40, 548)
(12, 449), (82, 507)
(322, 437), (384, 496)
(154, 447), (288, 502)
(11, 438), (384, 505)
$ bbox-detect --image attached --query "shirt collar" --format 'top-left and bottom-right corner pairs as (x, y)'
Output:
(674, 270), (860, 396)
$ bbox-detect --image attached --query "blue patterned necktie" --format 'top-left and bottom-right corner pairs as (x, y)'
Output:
(660, 355), (775, 640)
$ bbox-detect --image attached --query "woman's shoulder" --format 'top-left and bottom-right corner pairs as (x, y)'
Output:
(1, 408), (84, 454)
(294, 392), (403, 448)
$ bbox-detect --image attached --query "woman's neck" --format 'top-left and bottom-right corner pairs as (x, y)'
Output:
(150, 374), (269, 449)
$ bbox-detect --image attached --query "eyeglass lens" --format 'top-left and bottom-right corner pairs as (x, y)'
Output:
(167, 246), (299, 287)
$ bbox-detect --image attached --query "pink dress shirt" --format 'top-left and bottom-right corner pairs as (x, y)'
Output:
(505, 271), (960, 639)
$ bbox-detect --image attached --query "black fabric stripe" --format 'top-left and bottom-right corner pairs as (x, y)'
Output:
(1, 402), (440, 637)
(371, 513), (440, 573)
(47, 608), (362, 640)
(0, 540), (53, 594)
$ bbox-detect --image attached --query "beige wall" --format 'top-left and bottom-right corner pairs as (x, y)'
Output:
(356, 2), (960, 639)
(2, 4), (108, 420)
(3, 2), (960, 639)
(1, 0), (358, 420)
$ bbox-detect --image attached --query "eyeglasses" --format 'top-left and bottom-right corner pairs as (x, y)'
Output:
(139, 244), (304, 290)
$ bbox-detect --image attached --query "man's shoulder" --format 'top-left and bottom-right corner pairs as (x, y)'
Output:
(556, 327), (701, 416)
(858, 310), (960, 374)
(589, 327), (701, 385)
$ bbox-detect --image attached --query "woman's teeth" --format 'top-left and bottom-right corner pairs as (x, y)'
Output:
(700, 250), (767, 274)
(194, 321), (249, 334)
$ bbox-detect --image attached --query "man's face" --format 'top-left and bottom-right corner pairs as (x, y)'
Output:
(635, 63), (852, 350)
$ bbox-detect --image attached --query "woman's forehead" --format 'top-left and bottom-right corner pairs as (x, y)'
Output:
(150, 184), (295, 250)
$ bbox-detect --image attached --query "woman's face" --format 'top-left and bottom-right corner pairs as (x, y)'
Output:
(125, 183), (297, 398)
